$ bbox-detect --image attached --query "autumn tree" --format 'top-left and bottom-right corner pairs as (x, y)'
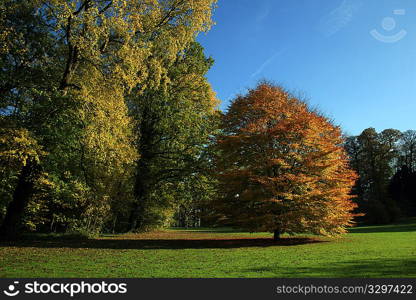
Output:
(211, 82), (358, 240)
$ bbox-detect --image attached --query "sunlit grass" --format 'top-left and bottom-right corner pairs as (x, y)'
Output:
(0, 220), (415, 278)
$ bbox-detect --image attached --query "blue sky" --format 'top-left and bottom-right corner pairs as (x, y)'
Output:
(197, 0), (416, 135)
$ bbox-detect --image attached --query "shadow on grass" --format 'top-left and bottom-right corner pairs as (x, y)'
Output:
(169, 227), (245, 233)
(349, 223), (416, 234)
(0, 237), (325, 250)
(245, 258), (416, 277)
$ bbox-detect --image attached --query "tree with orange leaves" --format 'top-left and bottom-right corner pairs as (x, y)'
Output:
(211, 82), (358, 240)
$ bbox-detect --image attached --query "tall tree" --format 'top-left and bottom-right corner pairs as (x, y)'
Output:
(345, 128), (402, 224)
(388, 130), (416, 218)
(398, 130), (416, 172)
(0, 0), (216, 238)
(210, 82), (358, 240)
(0, 0), (60, 237)
(128, 42), (219, 231)
(389, 166), (416, 217)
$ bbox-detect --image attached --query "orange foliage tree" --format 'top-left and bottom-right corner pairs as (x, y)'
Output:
(212, 82), (358, 240)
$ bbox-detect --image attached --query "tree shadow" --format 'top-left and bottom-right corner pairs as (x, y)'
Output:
(169, 227), (245, 233)
(0, 237), (325, 250)
(245, 258), (416, 277)
(349, 223), (416, 234)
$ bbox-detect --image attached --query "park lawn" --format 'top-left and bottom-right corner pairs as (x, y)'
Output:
(0, 220), (415, 278)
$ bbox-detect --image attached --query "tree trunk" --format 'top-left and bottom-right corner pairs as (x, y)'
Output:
(273, 229), (281, 241)
(0, 159), (41, 239)
(128, 197), (145, 232)
(128, 104), (158, 232)
(128, 164), (148, 232)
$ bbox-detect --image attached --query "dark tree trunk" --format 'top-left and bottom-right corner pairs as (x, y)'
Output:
(0, 159), (41, 239)
(59, 16), (80, 93)
(128, 193), (146, 232)
(128, 153), (151, 232)
(128, 103), (159, 232)
(273, 229), (281, 241)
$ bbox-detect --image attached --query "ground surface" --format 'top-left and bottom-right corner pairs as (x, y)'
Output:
(0, 220), (415, 278)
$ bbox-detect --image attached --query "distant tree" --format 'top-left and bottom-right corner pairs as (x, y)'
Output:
(389, 130), (416, 217)
(345, 128), (402, 224)
(389, 166), (416, 217)
(398, 130), (416, 172)
(210, 82), (358, 240)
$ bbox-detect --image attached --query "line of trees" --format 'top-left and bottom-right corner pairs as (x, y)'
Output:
(345, 128), (416, 224)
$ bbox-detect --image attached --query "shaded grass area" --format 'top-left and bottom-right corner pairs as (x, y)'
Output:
(0, 221), (415, 278)
(349, 218), (416, 234)
(0, 237), (324, 250)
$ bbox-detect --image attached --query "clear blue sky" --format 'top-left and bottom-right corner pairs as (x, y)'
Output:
(197, 0), (416, 135)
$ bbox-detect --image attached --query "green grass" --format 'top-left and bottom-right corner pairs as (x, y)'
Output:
(1, 220), (415, 278)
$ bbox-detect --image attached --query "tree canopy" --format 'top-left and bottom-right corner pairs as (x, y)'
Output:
(0, 0), (217, 238)
(346, 128), (416, 223)
(210, 82), (358, 239)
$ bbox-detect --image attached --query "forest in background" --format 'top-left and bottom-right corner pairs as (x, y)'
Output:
(346, 128), (416, 224)
(0, 0), (415, 240)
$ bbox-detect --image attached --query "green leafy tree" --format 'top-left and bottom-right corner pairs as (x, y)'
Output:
(0, 0), (216, 238)
(128, 42), (220, 231)
(389, 130), (416, 218)
(345, 128), (402, 224)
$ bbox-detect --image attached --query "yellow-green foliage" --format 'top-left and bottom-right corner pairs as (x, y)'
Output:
(128, 42), (220, 230)
(0, 0), (217, 234)
(0, 127), (44, 220)
(0, 127), (44, 168)
(37, 0), (216, 91)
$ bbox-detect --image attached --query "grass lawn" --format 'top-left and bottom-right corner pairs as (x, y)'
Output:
(0, 220), (415, 278)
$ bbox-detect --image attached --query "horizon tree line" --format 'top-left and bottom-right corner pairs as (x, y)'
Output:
(345, 128), (416, 224)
